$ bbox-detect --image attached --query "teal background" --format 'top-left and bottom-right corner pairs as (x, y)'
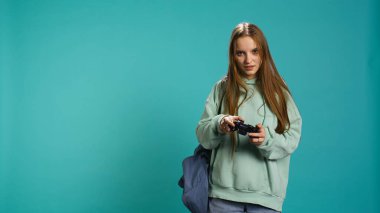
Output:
(1, 0), (379, 212)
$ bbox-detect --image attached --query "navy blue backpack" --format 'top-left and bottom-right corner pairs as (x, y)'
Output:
(178, 145), (211, 213)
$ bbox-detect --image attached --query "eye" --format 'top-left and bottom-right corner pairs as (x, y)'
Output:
(236, 51), (244, 57)
(252, 48), (259, 55)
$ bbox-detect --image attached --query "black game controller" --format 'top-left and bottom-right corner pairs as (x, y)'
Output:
(230, 120), (259, 136)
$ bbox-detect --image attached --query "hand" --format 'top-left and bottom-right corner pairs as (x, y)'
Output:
(248, 123), (266, 146)
(219, 115), (244, 134)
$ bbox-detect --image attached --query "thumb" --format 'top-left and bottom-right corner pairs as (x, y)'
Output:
(236, 116), (244, 121)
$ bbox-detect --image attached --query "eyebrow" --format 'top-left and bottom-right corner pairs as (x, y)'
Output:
(236, 48), (259, 52)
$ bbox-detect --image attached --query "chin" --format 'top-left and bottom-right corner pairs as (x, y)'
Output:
(245, 71), (258, 77)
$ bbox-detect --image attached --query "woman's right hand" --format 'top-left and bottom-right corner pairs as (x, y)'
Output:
(219, 115), (244, 134)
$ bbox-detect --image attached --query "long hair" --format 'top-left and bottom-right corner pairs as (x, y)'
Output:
(224, 22), (291, 153)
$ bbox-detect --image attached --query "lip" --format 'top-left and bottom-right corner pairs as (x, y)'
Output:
(244, 65), (255, 70)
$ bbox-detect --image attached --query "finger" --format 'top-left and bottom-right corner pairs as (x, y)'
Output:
(229, 116), (243, 122)
(236, 116), (244, 121)
(250, 136), (263, 142)
(253, 138), (263, 145)
(222, 116), (234, 127)
(250, 137), (258, 142)
(257, 132), (265, 138)
(258, 126), (265, 137)
(222, 125), (230, 133)
(260, 125), (265, 132)
(256, 123), (263, 131)
(249, 134), (265, 139)
(248, 133), (260, 138)
(257, 125), (265, 135)
(225, 119), (235, 127)
(250, 137), (261, 144)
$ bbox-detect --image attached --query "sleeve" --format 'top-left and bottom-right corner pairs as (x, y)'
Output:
(195, 82), (227, 150)
(257, 93), (302, 160)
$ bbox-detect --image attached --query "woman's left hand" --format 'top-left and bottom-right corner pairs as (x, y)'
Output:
(248, 123), (266, 146)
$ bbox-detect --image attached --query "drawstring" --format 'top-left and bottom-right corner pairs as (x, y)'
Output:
(262, 101), (267, 125)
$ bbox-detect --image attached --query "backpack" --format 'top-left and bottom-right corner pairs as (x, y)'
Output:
(178, 80), (225, 212)
(178, 145), (211, 213)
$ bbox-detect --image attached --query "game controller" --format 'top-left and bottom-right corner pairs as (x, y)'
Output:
(230, 120), (259, 135)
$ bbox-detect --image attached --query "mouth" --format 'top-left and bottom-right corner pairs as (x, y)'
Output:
(244, 65), (255, 70)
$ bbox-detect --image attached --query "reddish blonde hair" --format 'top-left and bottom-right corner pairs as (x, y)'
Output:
(224, 22), (291, 152)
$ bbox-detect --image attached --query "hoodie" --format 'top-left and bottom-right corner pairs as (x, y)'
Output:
(195, 77), (302, 212)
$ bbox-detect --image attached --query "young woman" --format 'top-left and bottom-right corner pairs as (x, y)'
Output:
(196, 23), (302, 213)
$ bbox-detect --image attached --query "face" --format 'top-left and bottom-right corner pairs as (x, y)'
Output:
(234, 36), (262, 79)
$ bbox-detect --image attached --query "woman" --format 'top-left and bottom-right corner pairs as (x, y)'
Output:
(196, 22), (302, 213)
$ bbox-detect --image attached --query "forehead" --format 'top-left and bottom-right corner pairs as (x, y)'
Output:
(235, 36), (257, 50)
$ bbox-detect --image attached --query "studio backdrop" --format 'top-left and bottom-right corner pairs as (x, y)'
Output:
(1, 0), (379, 212)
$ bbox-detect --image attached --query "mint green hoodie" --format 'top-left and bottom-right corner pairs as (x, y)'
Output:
(196, 77), (302, 212)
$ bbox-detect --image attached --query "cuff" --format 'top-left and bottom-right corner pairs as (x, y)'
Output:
(214, 114), (227, 134)
(258, 126), (271, 148)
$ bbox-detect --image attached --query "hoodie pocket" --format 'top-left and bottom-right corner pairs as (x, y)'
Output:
(209, 147), (219, 185)
(266, 160), (286, 198)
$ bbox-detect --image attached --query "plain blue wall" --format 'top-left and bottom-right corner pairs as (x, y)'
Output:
(1, 0), (379, 212)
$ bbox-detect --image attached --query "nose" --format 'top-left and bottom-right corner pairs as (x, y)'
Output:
(244, 53), (253, 64)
